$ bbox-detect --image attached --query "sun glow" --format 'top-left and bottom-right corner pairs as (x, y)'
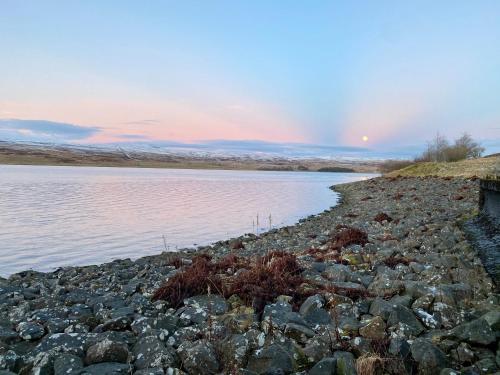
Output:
(362, 135), (369, 142)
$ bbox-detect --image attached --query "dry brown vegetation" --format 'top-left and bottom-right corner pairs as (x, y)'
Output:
(153, 252), (305, 312)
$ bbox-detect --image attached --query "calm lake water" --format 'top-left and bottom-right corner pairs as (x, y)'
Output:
(0, 165), (374, 276)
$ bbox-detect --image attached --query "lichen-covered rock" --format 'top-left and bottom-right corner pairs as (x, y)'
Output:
(17, 321), (45, 340)
(183, 294), (228, 315)
(299, 295), (331, 325)
(308, 357), (337, 375)
(177, 340), (219, 374)
(133, 336), (176, 370)
(411, 338), (449, 374)
(359, 316), (386, 339)
(54, 354), (84, 375)
(79, 362), (130, 374)
(333, 351), (356, 375)
(448, 318), (496, 346)
(85, 339), (129, 364)
(387, 305), (424, 336)
(246, 342), (298, 374)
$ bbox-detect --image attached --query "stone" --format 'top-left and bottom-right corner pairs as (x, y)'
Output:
(17, 321), (45, 340)
(218, 334), (253, 368)
(134, 369), (165, 375)
(388, 338), (410, 359)
(387, 305), (424, 336)
(333, 351), (356, 375)
(133, 336), (176, 370)
(0, 327), (19, 344)
(183, 294), (228, 315)
(177, 340), (219, 374)
(0, 351), (21, 373)
(262, 302), (308, 331)
(299, 295), (331, 325)
(448, 318), (496, 346)
(246, 343), (296, 374)
(411, 338), (449, 374)
(284, 323), (315, 344)
(359, 316), (386, 339)
(33, 333), (90, 357)
(482, 310), (500, 331)
(308, 357), (337, 375)
(369, 298), (393, 320)
(85, 339), (129, 364)
(79, 362), (130, 374)
(54, 354), (84, 375)
(452, 342), (475, 364)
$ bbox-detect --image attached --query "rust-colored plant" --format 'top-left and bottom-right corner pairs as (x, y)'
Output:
(373, 213), (393, 223)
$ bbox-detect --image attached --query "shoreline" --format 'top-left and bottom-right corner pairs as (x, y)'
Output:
(0, 176), (498, 374)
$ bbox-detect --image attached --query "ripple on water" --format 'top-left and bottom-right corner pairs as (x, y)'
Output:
(0, 165), (375, 276)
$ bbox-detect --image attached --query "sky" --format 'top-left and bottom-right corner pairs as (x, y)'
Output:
(0, 1), (499, 155)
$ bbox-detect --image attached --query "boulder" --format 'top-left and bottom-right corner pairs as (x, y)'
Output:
(299, 295), (331, 325)
(54, 354), (84, 375)
(17, 321), (45, 340)
(359, 316), (386, 340)
(308, 357), (337, 375)
(411, 338), (449, 374)
(79, 362), (130, 374)
(177, 340), (219, 375)
(387, 305), (424, 336)
(448, 318), (496, 346)
(133, 336), (176, 370)
(85, 339), (129, 364)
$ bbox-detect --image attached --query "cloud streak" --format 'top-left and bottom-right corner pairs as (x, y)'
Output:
(0, 119), (100, 142)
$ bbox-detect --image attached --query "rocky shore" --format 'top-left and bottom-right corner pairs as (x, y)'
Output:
(1, 176), (498, 375)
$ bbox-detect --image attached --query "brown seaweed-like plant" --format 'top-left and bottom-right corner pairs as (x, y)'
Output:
(332, 227), (368, 249)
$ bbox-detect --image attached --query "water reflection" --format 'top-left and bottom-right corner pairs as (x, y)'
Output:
(0, 165), (375, 276)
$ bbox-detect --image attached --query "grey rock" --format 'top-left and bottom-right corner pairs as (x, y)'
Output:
(262, 302), (309, 331)
(0, 327), (18, 344)
(0, 351), (21, 372)
(448, 318), (496, 346)
(411, 338), (449, 374)
(133, 336), (176, 370)
(299, 295), (331, 325)
(54, 354), (84, 375)
(79, 362), (131, 374)
(183, 294), (228, 315)
(246, 343), (296, 374)
(134, 369), (165, 375)
(17, 321), (45, 340)
(284, 323), (315, 344)
(219, 334), (253, 368)
(388, 338), (410, 359)
(387, 305), (424, 336)
(333, 351), (356, 375)
(308, 357), (337, 375)
(85, 339), (129, 364)
(177, 340), (219, 374)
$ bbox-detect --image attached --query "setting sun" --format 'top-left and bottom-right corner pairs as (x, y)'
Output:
(362, 135), (369, 142)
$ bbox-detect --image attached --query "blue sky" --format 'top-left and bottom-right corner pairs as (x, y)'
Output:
(0, 1), (499, 155)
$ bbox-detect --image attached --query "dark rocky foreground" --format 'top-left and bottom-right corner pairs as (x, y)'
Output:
(1, 177), (499, 375)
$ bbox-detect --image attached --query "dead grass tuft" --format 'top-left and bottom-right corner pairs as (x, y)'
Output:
(373, 213), (393, 223)
(356, 354), (385, 375)
(382, 256), (412, 269)
(153, 251), (304, 312)
(332, 227), (368, 249)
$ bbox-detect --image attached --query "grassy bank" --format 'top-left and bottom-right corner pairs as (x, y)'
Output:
(386, 156), (499, 178)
